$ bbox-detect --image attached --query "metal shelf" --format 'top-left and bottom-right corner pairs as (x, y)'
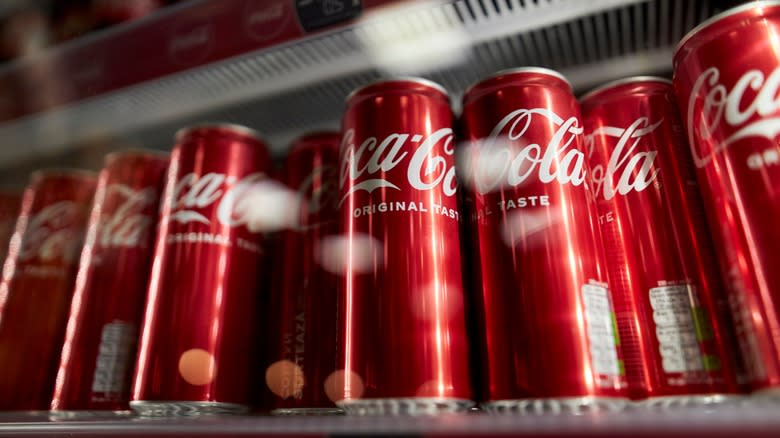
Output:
(0, 401), (779, 437)
(0, 0), (725, 179)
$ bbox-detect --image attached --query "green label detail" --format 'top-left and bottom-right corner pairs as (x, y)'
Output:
(617, 359), (626, 377)
(691, 307), (714, 342)
(611, 312), (620, 347)
(702, 354), (722, 372)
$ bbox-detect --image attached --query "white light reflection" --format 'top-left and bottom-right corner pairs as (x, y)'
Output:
(239, 179), (301, 233)
(317, 233), (383, 275)
(500, 209), (559, 247)
(356, 2), (470, 74)
(456, 136), (537, 194)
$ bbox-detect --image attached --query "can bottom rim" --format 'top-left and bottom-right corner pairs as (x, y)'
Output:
(337, 397), (474, 415)
(48, 409), (133, 420)
(271, 407), (344, 416)
(482, 396), (630, 415)
(129, 400), (249, 417)
(641, 393), (743, 409)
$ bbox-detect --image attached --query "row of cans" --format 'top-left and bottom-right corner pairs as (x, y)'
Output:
(0, 0), (777, 416)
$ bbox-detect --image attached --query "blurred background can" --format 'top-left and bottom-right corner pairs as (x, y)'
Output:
(0, 169), (96, 410)
(0, 190), (22, 263)
(51, 150), (169, 415)
(334, 78), (473, 414)
(582, 77), (745, 406)
(131, 124), (269, 416)
(674, 1), (780, 395)
(459, 68), (627, 414)
(263, 132), (342, 415)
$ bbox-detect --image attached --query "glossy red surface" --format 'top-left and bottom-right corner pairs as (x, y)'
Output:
(0, 191), (22, 263)
(582, 78), (743, 400)
(132, 125), (269, 407)
(460, 69), (625, 402)
(674, 2), (780, 391)
(264, 133), (341, 412)
(0, 171), (96, 410)
(51, 151), (169, 412)
(336, 79), (472, 404)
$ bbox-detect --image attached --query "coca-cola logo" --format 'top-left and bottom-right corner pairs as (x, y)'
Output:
(339, 127), (457, 204)
(687, 66), (780, 168)
(297, 164), (338, 219)
(466, 108), (586, 194)
(98, 185), (157, 248)
(585, 117), (662, 200)
(170, 172), (265, 228)
(19, 201), (82, 263)
(169, 21), (213, 65)
(244, 0), (289, 41)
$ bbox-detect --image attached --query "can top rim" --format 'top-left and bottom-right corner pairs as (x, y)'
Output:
(345, 77), (450, 103)
(580, 76), (672, 102)
(175, 123), (264, 142)
(105, 148), (170, 161)
(675, 0), (780, 57)
(30, 168), (98, 180)
(463, 67), (571, 99)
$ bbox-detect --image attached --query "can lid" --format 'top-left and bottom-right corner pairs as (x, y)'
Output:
(463, 67), (572, 101)
(105, 148), (169, 162)
(30, 168), (98, 181)
(580, 76), (672, 102)
(175, 123), (264, 143)
(345, 77), (450, 104)
(675, 1), (780, 58)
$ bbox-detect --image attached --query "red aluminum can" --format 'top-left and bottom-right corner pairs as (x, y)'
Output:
(131, 124), (270, 416)
(460, 68), (627, 414)
(335, 78), (473, 414)
(674, 1), (780, 394)
(50, 150), (169, 414)
(582, 77), (744, 406)
(0, 190), (22, 263)
(264, 132), (341, 415)
(0, 170), (96, 411)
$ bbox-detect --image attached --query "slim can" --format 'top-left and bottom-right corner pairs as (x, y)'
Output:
(51, 150), (169, 414)
(264, 132), (342, 415)
(674, 1), (780, 394)
(582, 77), (744, 406)
(0, 170), (96, 410)
(335, 78), (473, 414)
(460, 68), (627, 414)
(131, 124), (270, 416)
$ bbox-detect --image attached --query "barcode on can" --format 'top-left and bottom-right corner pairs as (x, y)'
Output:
(582, 283), (621, 377)
(91, 321), (136, 397)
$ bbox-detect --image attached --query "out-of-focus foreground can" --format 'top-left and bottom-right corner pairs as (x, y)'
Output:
(460, 68), (627, 414)
(264, 132), (342, 415)
(131, 124), (270, 416)
(51, 151), (169, 415)
(674, 1), (780, 394)
(0, 190), (22, 263)
(335, 78), (473, 414)
(582, 77), (744, 406)
(0, 170), (96, 410)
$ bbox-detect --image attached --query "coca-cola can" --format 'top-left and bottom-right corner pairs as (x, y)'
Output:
(335, 78), (473, 414)
(581, 77), (744, 406)
(0, 190), (22, 263)
(50, 150), (169, 415)
(263, 132), (341, 415)
(131, 124), (270, 416)
(0, 170), (96, 411)
(459, 68), (627, 414)
(674, 1), (780, 395)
